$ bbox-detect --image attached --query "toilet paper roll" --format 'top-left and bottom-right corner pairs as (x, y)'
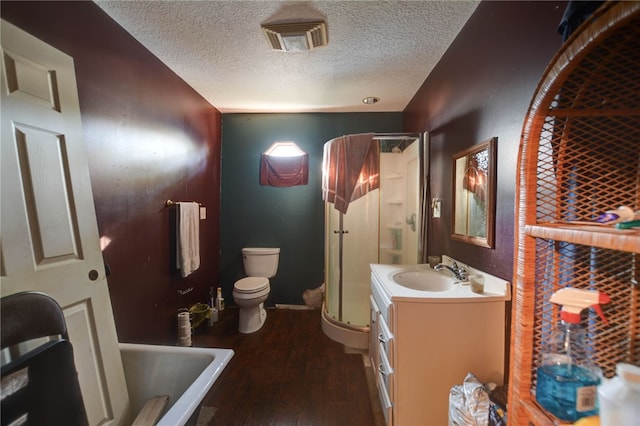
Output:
(178, 312), (191, 327)
(177, 310), (192, 343)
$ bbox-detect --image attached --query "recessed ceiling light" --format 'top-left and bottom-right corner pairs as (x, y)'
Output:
(362, 97), (380, 105)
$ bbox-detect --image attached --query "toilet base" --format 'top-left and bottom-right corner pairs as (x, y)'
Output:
(238, 302), (267, 334)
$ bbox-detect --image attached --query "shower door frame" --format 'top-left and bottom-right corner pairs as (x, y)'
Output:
(324, 132), (429, 328)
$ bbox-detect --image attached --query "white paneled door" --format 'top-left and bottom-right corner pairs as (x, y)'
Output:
(1, 20), (130, 425)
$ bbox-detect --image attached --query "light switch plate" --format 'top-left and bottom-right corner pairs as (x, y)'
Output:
(200, 206), (206, 220)
(433, 200), (441, 218)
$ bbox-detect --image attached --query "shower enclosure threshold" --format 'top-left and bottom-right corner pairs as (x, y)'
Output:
(320, 302), (369, 350)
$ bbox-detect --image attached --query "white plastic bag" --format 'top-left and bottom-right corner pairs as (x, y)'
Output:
(448, 372), (490, 426)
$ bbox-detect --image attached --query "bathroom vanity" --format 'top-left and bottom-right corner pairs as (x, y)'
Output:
(370, 260), (511, 425)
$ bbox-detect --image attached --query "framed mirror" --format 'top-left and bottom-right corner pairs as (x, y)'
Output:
(451, 137), (496, 248)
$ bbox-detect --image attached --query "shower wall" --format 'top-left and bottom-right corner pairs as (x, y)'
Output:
(379, 140), (421, 265)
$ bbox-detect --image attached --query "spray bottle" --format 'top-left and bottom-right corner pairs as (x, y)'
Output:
(535, 288), (610, 422)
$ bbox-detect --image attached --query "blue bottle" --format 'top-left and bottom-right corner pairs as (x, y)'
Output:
(535, 288), (610, 422)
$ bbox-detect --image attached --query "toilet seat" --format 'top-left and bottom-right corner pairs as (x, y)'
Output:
(234, 277), (269, 294)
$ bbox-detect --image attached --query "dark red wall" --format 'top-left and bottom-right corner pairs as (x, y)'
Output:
(404, 1), (567, 281)
(2, 1), (222, 344)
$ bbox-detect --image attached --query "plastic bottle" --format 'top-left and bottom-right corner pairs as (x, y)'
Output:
(209, 287), (215, 309)
(598, 363), (640, 426)
(535, 288), (610, 422)
(216, 287), (224, 311)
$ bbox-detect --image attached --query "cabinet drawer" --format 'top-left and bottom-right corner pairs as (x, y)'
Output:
(377, 313), (394, 366)
(370, 295), (380, 325)
(377, 344), (394, 399)
(371, 273), (393, 325)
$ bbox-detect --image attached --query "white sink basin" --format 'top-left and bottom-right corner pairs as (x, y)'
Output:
(372, 260), (511, 301)
(392, 270), (454, 292)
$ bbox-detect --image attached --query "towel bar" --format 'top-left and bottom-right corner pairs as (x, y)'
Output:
(165, 200), (202, 207)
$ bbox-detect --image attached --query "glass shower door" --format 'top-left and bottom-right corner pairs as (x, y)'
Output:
(325, 191), (379, 327)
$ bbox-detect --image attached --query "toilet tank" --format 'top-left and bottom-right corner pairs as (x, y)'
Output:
(242, 247), (280, 278)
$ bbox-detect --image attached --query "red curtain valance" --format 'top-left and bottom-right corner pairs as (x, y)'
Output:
(260, 153), (309, 187)
(321, 133), (378, 214)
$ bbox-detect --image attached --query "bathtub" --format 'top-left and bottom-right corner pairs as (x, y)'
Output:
(119, 343), (234, 426)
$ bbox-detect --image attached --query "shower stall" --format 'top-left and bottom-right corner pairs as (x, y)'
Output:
(321, 133), (428, 349)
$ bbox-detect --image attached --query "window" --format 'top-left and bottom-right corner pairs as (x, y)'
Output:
(260, 142), (308, 187)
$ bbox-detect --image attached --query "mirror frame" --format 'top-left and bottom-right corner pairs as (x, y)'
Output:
(451, 137), (496, 248)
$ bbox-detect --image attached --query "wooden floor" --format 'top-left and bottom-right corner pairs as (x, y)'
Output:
(193, 307), (384, 426)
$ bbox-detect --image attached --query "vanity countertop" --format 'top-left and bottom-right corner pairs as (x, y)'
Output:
(370, 262), (511, 303)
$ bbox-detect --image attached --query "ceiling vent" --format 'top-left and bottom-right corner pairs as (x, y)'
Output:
(261, 21), (328, 52)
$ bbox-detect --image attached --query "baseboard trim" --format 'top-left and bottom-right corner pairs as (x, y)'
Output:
(275, 304), (318, 310)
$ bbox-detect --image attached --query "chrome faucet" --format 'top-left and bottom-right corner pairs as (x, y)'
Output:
(434, 260), (468, 281)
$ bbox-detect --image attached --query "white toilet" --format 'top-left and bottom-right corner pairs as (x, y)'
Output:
(232, 247), (280, 334)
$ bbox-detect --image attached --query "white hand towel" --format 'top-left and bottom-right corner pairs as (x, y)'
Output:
(176, 202), (200, 277)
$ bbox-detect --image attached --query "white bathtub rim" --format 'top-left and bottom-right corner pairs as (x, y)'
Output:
(119, 343), (234, 426)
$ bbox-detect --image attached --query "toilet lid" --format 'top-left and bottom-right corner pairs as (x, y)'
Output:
(235, 277), (269, 293)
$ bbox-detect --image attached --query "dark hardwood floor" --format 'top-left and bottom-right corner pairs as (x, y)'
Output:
(193, 307), (384, 426)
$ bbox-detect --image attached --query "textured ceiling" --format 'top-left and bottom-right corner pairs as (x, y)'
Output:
(95, 1), (479, 113)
